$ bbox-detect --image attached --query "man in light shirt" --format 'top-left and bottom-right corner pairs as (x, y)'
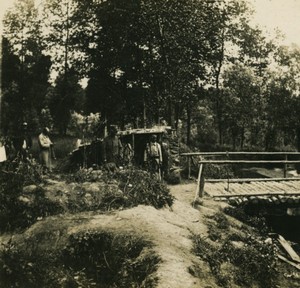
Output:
(38, 127), (54, 172)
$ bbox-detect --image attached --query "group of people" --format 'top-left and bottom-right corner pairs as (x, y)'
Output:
(1, 123), (171, 179)
(0, 123), (55, 173)
(102, 125), (170, 180)
(144, 134), (170, 180)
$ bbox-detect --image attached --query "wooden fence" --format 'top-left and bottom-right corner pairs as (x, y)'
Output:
(180, 152), (300, 199)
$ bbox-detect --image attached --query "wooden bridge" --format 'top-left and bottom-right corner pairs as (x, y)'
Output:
(180, 152), (300, 206)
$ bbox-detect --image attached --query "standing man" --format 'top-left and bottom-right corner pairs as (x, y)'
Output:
(102, 125), (123, 167)
(161, 134), (170, 179)
(38, 127), (54, 172)
(144, 134), (162, 179)
(13, 122), (32, 161)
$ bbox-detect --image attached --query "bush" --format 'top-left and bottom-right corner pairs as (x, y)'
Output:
(65, 168), (175, 210)
(224, 206), (269, 235)
(0, 160), (54, 232)
(192, 233), (278, 288)
(0, 231), (160, 288)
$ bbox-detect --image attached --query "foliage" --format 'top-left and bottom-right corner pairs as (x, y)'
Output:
(2, 0), (51, 133)
(193, 233), (278, 288)
(2, 0), (300, 152)
(224, 205), (269, 235)
(0, 230), (159, 288)
(66, 168), (174, 210)
(68, 111), (101, 139)
(0, 159), (64, 232)
(62, 231), (159, 288)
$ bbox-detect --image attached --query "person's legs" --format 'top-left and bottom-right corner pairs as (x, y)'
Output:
(40, 150), (50, 172)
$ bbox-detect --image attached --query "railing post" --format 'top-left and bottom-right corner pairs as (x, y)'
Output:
(188, 156), (191, 179)
(284, 154), (287, 178)
(195, 162), (204, 198)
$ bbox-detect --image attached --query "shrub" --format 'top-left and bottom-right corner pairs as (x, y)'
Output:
(192, 233), (278, 288)
(66, 168), (175, 210)
(0, 230), (160, 288)
(224, 206), (269, 235)
(0, 160), (53, 232)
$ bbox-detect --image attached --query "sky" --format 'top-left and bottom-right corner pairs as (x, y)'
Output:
(0, 0), (300, 46)
(250, 0), (300, 46)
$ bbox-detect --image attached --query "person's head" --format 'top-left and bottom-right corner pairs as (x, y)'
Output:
(42, 127), (50, 136)
(150, 134), (157, 142)
(22, 122), (28, 131)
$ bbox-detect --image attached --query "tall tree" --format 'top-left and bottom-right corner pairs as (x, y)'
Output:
(2, 0), (51, 133)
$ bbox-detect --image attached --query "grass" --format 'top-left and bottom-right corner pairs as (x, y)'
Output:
(0, 230), (160, 288)
(192, 232), (278, 288)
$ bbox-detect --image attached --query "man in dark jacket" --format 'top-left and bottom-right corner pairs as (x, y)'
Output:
(12, 122), (32, 161)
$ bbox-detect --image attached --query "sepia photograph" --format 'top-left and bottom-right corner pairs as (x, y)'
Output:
(1, 0), (300, 287)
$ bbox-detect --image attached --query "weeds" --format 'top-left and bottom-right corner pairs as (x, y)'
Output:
(224, 205), (269, 235)
(66, 168), (175, 210)
(192, 233), (278, 288)
(0, 230), (160, 288)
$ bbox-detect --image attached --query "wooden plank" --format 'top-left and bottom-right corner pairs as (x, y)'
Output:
(277, 254), (300, 271)
(284, 181), (300, 192)
(181, 152), (300, 156)
(212, 192), (300, 198)
(278, 235), (300, 263)
(206, 178), (300, 183)
(199, 160), (300, 164)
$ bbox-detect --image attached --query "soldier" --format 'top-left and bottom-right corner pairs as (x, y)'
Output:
(144, 134), (162, 179)
(161, 134), (170, 179)
(38, 127), (54, 172)
(12, 122), (33, 161)
(102, 125), (123, 167)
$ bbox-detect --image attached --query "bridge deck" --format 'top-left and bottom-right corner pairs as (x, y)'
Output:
(205, 179), (300, 198)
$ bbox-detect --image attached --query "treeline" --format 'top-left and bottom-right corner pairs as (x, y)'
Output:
(1, 0), (300, 151)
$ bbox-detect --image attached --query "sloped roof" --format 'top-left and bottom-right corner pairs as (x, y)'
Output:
(118, 126), (172, 136)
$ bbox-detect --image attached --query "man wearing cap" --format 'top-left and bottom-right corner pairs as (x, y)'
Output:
(102, 125), (123, 166)
(144, 134), (162, 179)
(12, 122), (33, 161)
(38, 127), (54, 172)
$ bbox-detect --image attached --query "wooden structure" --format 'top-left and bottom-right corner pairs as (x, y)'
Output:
(118, 126), (172, 166)
(180, 152), (300, 203)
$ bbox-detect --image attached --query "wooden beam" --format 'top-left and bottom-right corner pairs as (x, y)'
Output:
(277, 254), (300, 271)
(277, 234), (300, 263)
(181, 152), (300, 156)
(212, 192), (300, 198)
(198, 160), (300, 164)
(206, 177), (300, 183)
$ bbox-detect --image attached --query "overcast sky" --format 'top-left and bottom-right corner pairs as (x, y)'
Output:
(0, 0), (299, 46)
(250, 0), (300, 46)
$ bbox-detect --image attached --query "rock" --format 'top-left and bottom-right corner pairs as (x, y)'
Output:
(23, 185), (38, 194)
(18, 195), (31, 204)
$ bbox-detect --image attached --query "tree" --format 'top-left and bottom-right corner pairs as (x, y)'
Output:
(222, 63), (261, 149)
(2, 0), (51, 133)
(48, 69), (85, 135)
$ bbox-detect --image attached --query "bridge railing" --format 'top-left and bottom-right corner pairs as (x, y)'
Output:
(180, 152), (300, 198)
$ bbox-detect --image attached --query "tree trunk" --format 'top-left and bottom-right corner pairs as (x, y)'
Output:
(297, 127), (300, 151)
(186, 105), (191, 145)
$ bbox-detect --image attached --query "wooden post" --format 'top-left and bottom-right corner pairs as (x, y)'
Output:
(284, 154), (287, 178)
(188, 156), (191, 179)
(195, 163), (204, 198)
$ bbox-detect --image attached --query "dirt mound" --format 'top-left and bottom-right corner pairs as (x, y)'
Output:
(2, 198), (215, 287)
(1, 182), (300, 288)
